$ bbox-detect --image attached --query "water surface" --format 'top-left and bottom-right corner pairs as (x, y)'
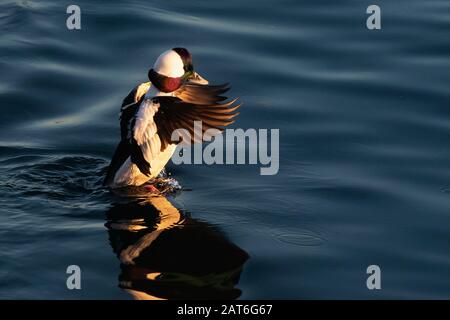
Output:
(1, 0), (450, 299)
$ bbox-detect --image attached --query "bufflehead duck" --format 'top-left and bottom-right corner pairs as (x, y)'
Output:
(104, 48), (241, 188)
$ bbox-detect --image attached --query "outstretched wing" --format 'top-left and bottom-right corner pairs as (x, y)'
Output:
(104, 82), (241, 185)
(120, 82), (151, 140)
(126, 98), (162, 177)
(103, 82), (152, 186)
(174, 83), (229, 105)
(154, 83), (241, 150)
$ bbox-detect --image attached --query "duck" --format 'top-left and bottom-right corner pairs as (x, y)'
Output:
(104, 48), (241, 188)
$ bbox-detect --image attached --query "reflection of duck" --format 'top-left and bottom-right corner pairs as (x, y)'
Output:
(105, 196), (249, 300)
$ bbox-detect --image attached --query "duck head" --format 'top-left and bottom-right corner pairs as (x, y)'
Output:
(147, 47), (208, 93)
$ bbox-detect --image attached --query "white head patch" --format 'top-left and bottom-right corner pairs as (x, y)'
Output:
(153, 50), (184, 78)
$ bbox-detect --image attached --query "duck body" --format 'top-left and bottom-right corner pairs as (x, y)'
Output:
(110, 83), (178, 186)
(104, 48), (241, 188)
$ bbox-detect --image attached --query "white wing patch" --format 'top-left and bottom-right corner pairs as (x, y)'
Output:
(132, 98), (175, 176)
(133, 99), (161, 161)
(133, 99), (158, 145)
(112, 83), (177, 186)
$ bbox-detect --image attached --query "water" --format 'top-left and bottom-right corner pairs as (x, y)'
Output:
(1, 0), (450, 299)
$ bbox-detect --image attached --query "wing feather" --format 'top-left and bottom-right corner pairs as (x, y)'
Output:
(104, 82), (155, 184)
(105, 81), (241, 184)
(154, 84), (241, 148)
(174, 83), (230, 105)
(129, 99), (163, 176)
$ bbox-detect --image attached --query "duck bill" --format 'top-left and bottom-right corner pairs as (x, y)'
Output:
(187, 71), (209, 85)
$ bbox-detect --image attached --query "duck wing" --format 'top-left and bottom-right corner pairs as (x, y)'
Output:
(126, 98), (162, 177)
(104, 83), (241, 186)
(103, 83), (152, 185)
(154, 83), (241, 150)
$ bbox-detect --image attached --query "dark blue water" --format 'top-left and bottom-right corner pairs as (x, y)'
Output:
(1, 0), (450, 299)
